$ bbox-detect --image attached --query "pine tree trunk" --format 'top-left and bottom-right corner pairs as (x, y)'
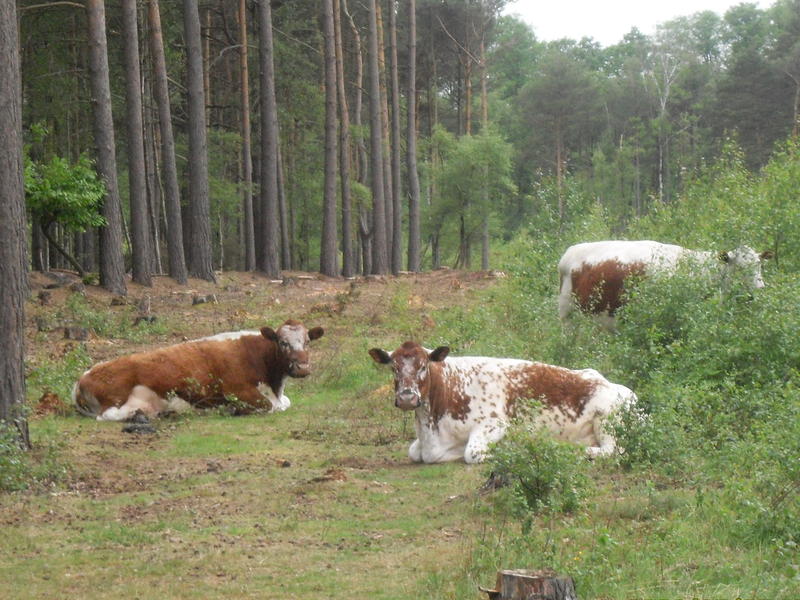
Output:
(257, 0), (281, 278)
(367, 0), (388, 273)
(320, 0), (339, 277)
(334, 0), (354, 277)
(406, 0), (421, 272)
(0, 0), (31, 448)
(148, 0), (188, 284)
(388, 0), (402, 274)
(376, 2), (394, 261)
(479, 31), (489, 271)
(122, 0), (152, 286)
(238, 0), (256, 271)
(183, 0), (216, 282)
(277, 147), (291, 270)
(87, 0), (127, 296)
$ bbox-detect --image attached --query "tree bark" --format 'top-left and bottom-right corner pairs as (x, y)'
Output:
(320, 0), (339, 277)
(376, 2), (394, 261)
(257, 0), (281, 278)
(0, 0), (31, 448)
(148, 0), (188, 284)
(388, 0), (402, 274)
(277, 147), (291, 269)
(334, 0), (354, 277)
(367, 0), (388, 273)
(86, 0), (127, 295)
(122, 0), (152, 286)
(238, 0), (256, 271)
(479, 29), (489, 271)
(481, 570), (577, 600)
(183, 0), (216, 281)
(406, 0), (421, 272)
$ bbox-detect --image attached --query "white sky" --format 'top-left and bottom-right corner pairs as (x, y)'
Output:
(502, 0), (774, 47)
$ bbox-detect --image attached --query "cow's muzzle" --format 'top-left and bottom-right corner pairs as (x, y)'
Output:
(289, 362), (311, 377)
(395, 388), (420, 410)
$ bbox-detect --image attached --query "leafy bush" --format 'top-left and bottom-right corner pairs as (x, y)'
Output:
(485, 407), (591, 531)
(0, 424), (28, 491)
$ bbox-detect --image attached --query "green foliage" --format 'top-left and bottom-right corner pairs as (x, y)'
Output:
(0, 424), (28, 491)
(27, 344), (92, 406)
(24, 153), (106, 231)
(0, 418), (68, 492)
(485, 406), (591, 530)
(427, 126), (516, 264)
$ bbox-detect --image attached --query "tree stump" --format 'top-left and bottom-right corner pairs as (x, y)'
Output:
(480, 569), (578, 600)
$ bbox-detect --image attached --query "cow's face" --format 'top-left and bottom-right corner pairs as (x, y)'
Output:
(261, 321), (324, 378)
(369, 342), (449, 410)
(719, 246), (773, 289)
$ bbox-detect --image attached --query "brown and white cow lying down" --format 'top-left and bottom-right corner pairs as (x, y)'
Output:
(558, 240), (772, 328)
(369, 342), (636, 464)
(73, 320), (324, 421)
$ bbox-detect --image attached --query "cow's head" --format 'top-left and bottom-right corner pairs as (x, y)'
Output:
(718, 246), (773, 289)
(261, 320), (324, 377)
(369, 342), (449, 410)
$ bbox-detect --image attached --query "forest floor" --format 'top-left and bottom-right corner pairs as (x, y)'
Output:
(2, 268), (504, 599)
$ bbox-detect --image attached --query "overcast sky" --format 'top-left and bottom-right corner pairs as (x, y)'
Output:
(502, 0), (774, 47)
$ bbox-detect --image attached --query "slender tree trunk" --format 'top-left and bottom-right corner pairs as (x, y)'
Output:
(277, 147), (291, 269)
(203, 6), (212, 124)
(238, 0), (256, 271)
(376, 2), (393, 259)
(406, 0), (421, 272)
(183, 0), (216, 281)
(388, 0), (402, 274)
(334, 0), (354, 277)
(258, 0), (281, 278)
(320, 0), (339, 277)
(87, 0), (127, 296)
(0, 0), (31, 448)
(479, 29), (489, 271)
(32, 216), (45, 272)
(344, 0), (367, 186)
(149, 0), (188, 284)
(367, 0), (388, 273)
(122, 0), (152, 286)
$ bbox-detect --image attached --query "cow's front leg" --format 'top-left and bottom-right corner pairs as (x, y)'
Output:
(408, 439), (423, 462)
(271, 394), (291, 412)
(464, 422), (507, 464)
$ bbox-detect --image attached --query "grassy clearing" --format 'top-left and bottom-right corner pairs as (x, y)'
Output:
(3, 265), (798, 599)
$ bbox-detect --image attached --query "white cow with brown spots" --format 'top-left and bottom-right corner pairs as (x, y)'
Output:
(73, 320), (324, 421)
(369, 342), (636, 464)
(558, 240), (772, 328)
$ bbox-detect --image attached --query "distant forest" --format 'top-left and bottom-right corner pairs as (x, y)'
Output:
(18, 0), (800, 293)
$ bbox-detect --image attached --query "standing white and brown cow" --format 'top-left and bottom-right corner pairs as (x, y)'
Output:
(369, 342), (636, 463)
(558, 240), (772, 327)
(73, 320), (324, 421)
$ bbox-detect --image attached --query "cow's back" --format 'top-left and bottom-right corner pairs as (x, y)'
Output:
(558, 240), (686, 320)
(76, 334), (270, 412)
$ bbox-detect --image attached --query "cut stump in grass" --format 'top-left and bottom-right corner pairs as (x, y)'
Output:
(480, 569), (578, 600)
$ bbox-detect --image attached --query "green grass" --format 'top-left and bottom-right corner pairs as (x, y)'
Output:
(3, 269), (799, 599)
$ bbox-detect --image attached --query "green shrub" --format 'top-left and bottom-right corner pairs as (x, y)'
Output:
(485, 408), (591, 531)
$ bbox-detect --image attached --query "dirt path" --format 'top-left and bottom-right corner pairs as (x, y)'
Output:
(5, 268), (503, 599)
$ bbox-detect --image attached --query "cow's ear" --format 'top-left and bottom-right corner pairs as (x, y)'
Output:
(760, 250), (774, 260)
(369, 348), (392, 364)
(429, 346), (450, 362)
(718, 251), (730, 263)
(260, 327), (278, 341)
(308, 327), (324, 340)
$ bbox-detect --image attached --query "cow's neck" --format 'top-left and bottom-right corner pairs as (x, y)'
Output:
(418, 362), (449, 427)
(261, 341), (290, 397)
